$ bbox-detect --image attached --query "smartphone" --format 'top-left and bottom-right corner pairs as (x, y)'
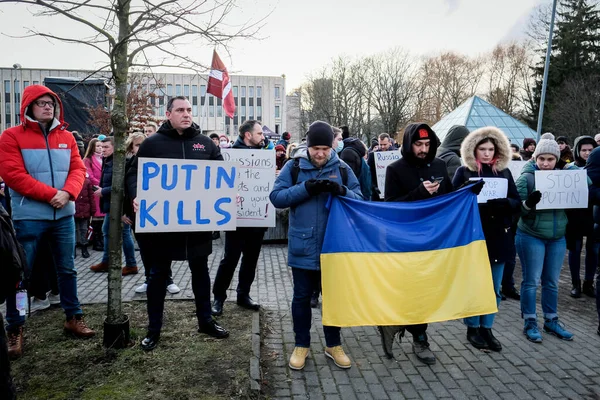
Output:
(432, 177), (444, 184)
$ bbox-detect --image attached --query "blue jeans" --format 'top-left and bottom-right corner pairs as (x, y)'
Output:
(464, 262), (504, 329)
(5, 217), (82, 330)
(516, 229), (566, 320)
(568, 238), (598, 283)
(101, 213), (136, 266)
(291, 267), (341, 348)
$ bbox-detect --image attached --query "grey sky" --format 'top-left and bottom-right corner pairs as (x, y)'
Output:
(0, 0), (544, 91)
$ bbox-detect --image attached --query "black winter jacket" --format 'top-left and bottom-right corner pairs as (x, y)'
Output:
(99, 155), (114, 214)
(385, 123), (453, 202)
(125, 122), (223, 260)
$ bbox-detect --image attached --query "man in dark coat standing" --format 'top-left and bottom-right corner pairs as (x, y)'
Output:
(126, 96), (229, 350)
(382, 123), (453, 365)
(211, 120), (268, 316)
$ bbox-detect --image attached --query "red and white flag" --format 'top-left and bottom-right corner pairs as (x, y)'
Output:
(207, 50), (235, 118)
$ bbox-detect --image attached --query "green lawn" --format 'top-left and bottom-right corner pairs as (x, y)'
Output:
(10, 301), (258, 400)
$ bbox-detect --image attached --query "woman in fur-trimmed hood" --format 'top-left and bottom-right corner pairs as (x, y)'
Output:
(452, 126), (521, 353)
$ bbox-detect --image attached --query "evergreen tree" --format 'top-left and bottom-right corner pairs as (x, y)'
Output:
(527, 0), (600, 135)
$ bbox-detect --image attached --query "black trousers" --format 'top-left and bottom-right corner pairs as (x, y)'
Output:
(212, 230), (265, 300)
(406, 324), (428, 338)
(147, 255), (211, 334)
(0, 311), (16, 400)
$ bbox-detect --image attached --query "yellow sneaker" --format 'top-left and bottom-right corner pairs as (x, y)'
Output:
(325, 345), (351, 369)
(289, 347), (310, 370)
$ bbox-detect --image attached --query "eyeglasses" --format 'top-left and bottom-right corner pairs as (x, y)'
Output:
(34, 100), (56, 108)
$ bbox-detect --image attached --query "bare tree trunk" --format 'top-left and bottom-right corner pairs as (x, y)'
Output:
(106, 0), (130, 325)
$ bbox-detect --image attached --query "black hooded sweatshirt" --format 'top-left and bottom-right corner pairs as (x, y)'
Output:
(125, 121), (223, 260)
(384, 123), (453, 202)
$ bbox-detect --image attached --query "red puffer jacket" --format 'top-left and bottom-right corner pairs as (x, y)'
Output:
(74, 177), (97, 218)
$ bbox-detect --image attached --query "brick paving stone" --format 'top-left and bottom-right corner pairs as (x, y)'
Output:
(65, 242), (600, 400)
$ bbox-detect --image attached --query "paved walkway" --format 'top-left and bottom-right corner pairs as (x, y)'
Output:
(73, 239), (600, 400)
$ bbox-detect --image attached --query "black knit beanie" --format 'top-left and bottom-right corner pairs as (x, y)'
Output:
(306, 121), (334, 148)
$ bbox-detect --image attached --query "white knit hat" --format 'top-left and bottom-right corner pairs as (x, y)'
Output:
(533, 132), (560, 159)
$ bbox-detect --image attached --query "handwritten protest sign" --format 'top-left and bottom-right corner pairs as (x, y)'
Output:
(469, 178), (508, 203)
(507, 161), (527, 180)
(375, 150), (402, 197)
(222, 149), (276, 228)
(535, 170), (588, 210)
(135, 158), (238, 232)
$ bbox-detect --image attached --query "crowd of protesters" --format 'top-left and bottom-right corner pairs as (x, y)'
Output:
(1, 87), (600, 398)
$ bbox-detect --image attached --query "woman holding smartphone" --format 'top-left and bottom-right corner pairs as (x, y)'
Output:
(452, 127), (520, 351)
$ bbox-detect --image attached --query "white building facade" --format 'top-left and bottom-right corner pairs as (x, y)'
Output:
(0, 67), (287, 138)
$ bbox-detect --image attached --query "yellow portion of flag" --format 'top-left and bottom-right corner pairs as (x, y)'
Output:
(320, 240), (497, 327)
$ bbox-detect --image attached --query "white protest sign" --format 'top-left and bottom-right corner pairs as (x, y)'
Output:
(535, 170), (588, 210)
(507, 161), (527, 180)
(374, 150), (402, 197)
(136, 158), (238, 233)
(222, 148), (276, 228)
(469, 178), (508, 203)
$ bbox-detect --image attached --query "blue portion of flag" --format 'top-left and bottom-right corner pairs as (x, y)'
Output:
(322, 186), (483, 254)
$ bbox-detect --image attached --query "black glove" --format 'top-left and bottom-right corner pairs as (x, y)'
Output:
(305, 179), (322, 196)
(525, 190), (542, 209)
(470, 180), (485, 195)
(321, 180), (347, 196)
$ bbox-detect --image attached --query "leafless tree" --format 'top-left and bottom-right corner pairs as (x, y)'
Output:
(2, 0), (260, 344)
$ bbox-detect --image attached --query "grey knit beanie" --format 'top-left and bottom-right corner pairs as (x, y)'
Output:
(533, 132), (560, 160)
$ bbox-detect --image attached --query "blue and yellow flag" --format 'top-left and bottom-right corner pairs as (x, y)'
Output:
(320, 186), (497, 327)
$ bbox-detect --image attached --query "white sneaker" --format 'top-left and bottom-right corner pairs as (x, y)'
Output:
(29, 296), (51, 313)
(48, 293), (61, 305)
(167, 283), (181, 294)
(135, 283), (148, 293)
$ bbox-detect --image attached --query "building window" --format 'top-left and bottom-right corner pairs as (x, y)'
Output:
(176, 84), (182, 96)
(240, 105), (246, 123)
(209, 96), (214, 117)
(275, 124), (280, 134)
(217, 97), (222, 117)
(23, 81), (29, 89)
(33, 81), (39, 85)
(158, 95), (165, 116)
(4, 80), (11, 127)
(226, 116), (231, 126)
(249, 106), (254, 119)
(192, 85), (198, 116)
(275, 86), (281, 99)
(256, 86), (262, 98)
(14, 80), (20, 125)
(249, 86), (254, 99)
(184, 84), (190, 97)
(241, 86), (246, 98)
(275, 105), (280, 118)
(167, 84), (173, 99)
(257, 106), (262, 122)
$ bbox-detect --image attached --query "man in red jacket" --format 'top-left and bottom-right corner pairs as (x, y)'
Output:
(0, 85), (95, 359)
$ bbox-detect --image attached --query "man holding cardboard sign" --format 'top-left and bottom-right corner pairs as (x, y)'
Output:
(126, 96), (231, 351)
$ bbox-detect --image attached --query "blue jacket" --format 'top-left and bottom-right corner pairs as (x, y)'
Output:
(269, 150), (362, 270)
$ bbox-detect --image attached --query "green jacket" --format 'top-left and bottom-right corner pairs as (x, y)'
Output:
(516, 160), (569, 240)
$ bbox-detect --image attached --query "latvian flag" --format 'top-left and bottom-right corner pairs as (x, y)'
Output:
(207, 50), (235, 118)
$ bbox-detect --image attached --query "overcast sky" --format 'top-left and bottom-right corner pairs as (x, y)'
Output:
(0, 0), (545, 91)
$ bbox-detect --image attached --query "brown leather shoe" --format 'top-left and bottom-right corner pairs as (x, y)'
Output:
(64, 316), (95, 338)
(122, 266), (139, 276)
(90, 262), (108, 272)
(7, 327), (24, 360)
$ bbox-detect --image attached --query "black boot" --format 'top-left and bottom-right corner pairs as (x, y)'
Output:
(479, 328), (502, 352)
(141, 331), (160, 351)
(582, 280), (596, 298)
(412, 333), (436, 365)
(81, 245), (90, 259)
(237, 294), (260, 311)
(211, 298), (224, 316)
(199, 319), (229, 339)
(466, 327), (487, 349)
(502, 286), (520, 300)
(570, 281), (582, 298)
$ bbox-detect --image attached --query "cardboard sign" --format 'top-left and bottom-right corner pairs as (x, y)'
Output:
(374, 150), (402, 197)
(507, 161), (527, 180)
(535, 170), (588, 210)
(469, 178), (508, 203)
(135, 158), (238, 232)
(222, 149), (276, 227)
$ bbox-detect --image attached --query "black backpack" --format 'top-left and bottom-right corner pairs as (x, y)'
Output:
(290, 158), (348, 186)
(0, 204), (26, 303)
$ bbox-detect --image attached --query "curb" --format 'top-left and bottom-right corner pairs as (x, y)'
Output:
(249, 311), (261, 392)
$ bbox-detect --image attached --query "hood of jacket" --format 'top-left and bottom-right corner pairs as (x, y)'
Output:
(291, 143), (308, 160)
(573, 136), (597, 166)
(460, 126), (512, 172)
(20, 84), (65, 131)
(437, 125), (469, 156)
(401, 123), (439, 165)
(342, 137), (367, 158)
(157, 120), (202, 139)
(233, 136), (264, 149)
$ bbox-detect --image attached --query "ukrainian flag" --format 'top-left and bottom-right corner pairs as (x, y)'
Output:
(320, 186), (497, 327)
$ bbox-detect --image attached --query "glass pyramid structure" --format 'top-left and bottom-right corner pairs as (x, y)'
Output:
(432, 96), (536, 146)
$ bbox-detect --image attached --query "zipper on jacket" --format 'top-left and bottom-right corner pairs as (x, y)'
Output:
(43, 129), (57, 220)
